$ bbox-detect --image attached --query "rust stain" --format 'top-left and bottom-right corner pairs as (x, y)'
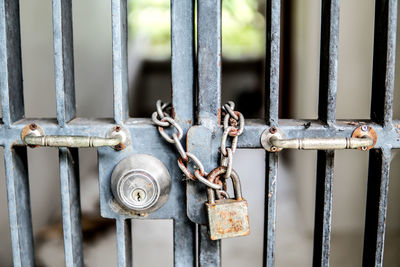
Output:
(208, 200), (250, 239)
(171, 107), (176, 119)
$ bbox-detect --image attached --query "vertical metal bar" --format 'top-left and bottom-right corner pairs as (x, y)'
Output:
(370, 0), (397, 127)
(52, 0), (76, 126)
(0, 0), (24, 126)
(53, 2), (83, 264)
(116, 218), (132, 267)
(197, 0), (221, 126)
(318, 0), (339, 125)
(59, 147), (84, 266)
(196, 0), (222, 265)
(198, 225), (221, 267)
(170, 1), (196, 265)
(313, 1), (340, 266)
(362, 148), (391, 267)
(313, 150), (335, 267)
(112, 0), (129, 124)
(4, 146), (34, 267)
(362, 1), (397, 265)
(173, 219), (196, 267)
(265, 0), (281, 127)
(171, 0), (194, 123)
(0, 1), (32, 265)
(263, 152), (278, 267)
(264, 1), (280, 266)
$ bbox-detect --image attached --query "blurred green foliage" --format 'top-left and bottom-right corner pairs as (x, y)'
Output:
(128, 0), (265, 58)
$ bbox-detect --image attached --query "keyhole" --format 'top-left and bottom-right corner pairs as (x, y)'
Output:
(131, 188), (146, 203)
(136, 191), (142, 202)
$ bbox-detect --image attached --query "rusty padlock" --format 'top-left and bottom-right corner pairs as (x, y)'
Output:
(205, 166), (250, 240)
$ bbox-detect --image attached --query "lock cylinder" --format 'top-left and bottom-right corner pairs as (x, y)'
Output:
(111, 154), (171, 214)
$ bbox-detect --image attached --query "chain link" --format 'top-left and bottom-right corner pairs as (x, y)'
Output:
(220, 103), (245, 179)
(152, 100), (245, 190)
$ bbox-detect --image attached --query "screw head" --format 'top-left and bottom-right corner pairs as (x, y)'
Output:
(114, 143), (124, 151)
(115, 125), (121, 132)
(361, 125), (369, 132)
(29, 123), (37, 130)
(269, 127), (277, 134)
(271, 146), (277, 152)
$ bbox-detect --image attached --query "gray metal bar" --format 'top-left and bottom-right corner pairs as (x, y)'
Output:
(198, 225), (221, 267)
(52, 0), (76, 126)
(313, 150), (334, 267)
(171, 0), (194, 124)
(112, 0), (129, 124)
(59, 147), (84, 266)
(265, 0), (281, 126)
(313, 1), (340, 265)
(0, 0), (24, 126)
(264, 0), (280, 266)
(173, 219), (196, 267)
(362, 148), (391, 267)
(370, 0), (397, 127)
(318, 0), (340, 125)
(362, 1), (397, 265)
(197, 0), (221, 126)
(170, 1), (196, 265)
(263, 152), (278, 267)
(4, 146), (34, 267)
(116, 218), (132, 267)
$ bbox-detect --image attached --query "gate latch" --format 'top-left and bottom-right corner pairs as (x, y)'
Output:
(261, 125), (377, 152)
(21, 123), (129, 150)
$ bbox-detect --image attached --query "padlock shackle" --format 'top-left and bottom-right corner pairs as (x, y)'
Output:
(206, 166), (243, 204)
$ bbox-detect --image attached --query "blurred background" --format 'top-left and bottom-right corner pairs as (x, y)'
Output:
(1, 0), (400, 266)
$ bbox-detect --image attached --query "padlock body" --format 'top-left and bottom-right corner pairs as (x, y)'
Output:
(206, 198), (250, 240)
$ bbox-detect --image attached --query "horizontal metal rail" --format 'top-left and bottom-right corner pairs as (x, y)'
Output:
(0, 118), (397, 149)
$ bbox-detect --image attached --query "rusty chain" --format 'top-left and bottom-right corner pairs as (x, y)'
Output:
(152, 100), (245, 194)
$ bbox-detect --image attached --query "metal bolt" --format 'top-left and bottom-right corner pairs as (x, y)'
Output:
(29, 123), (37, 131)
(361, 146), (368, 151)
(271, 146), (277, 152)
(269, 127), (277, 134)
(361, 125), (369, 132)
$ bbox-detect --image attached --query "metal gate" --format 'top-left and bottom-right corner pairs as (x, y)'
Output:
(0, 0), (398, 266)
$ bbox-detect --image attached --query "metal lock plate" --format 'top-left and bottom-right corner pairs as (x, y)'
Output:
(206, 198), (250, 240)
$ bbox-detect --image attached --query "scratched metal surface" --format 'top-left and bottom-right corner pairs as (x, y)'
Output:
(0, 0), (399, 267)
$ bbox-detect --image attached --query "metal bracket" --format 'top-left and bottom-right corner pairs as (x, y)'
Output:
(261, 125), (377, 152)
